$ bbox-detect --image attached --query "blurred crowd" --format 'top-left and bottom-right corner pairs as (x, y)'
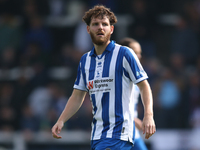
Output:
(0, 0), (200, 139)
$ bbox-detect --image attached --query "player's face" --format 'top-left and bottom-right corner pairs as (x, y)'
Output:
(87, 16), (114, 45)
(129, 42), (142, 60)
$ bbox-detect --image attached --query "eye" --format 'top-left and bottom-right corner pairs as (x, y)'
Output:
(93, 23), (98, 26)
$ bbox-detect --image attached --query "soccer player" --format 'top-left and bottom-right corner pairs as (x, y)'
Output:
(51, 5), (156, 150)
(119, 37), (148, 150)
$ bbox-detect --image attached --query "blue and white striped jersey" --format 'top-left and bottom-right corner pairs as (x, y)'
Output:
(74, 41), (148, 143)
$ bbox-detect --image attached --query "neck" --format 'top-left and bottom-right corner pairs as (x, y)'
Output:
(94, 40), (110, 55)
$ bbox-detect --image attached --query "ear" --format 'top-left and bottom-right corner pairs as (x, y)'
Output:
(87, 26), (90, 34)
(110, 25), (114, 34)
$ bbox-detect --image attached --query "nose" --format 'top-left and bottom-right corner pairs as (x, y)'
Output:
(98, 23), (103, 29)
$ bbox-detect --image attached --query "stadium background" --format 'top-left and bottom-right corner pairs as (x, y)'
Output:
(0, 0), (200, 150)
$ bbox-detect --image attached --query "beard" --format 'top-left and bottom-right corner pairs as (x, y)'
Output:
(90, 31), (111, 45)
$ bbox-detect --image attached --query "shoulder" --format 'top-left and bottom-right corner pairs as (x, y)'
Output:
(80, 52), (90, 62)
(117, 44), (135, 58)
(115, 43), (133, 53)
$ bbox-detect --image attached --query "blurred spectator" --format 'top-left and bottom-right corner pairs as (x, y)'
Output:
(21, 0), (38, 29)
(0, 106), (16, 132)
(187, 67), (200, 130)
(22, 15), (53, 54)
(73, 3), (93, 53)
(48, 83), (68, 116)
(142, 57), (163, 86)
(0, 13), (22, 53)
(181, 1), (200, 33)
(48, 0), (65, 17)
(13, 75), (33, 111)
(40, 83), (68, 131)
(21, 0), (49, 29)
(74, 22), (93, 53)
(169, 53), (186, 76)
(20, 104), (51, 142)
(136, 57), (163, 120)
(154, 67), (181, 129)
(28, 64), (49, 88)
(128, 0), (157, 58)
(17, 42), (50, 88)
(169, 52), (189, 128)
(0, 83), (19, 131)
(55, 43), (82, 95)
(0, 83), (15, 110)
(57, 44), (82, 67)
(27, 86), (52, 120)
(0, 47), (18, 69)
(187, 70), (200, 117)
(20, 104), (40, 133)
(20, 42), (48, 66)
(171, 15), (199, 65)
(194, 0), (200, 15)
(168, 53), (187, 98)
(190, 107), (200, 130)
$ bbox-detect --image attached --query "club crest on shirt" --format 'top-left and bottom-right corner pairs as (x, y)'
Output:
(96, 61), (103, 78)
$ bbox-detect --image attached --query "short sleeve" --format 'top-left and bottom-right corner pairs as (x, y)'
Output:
(123, 47), (148, 84)
(73, 57), (88, 92)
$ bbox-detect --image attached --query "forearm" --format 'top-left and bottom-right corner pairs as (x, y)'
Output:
(137, 80), (156, 139)
(57, 89), (86, 123)
(137, 80), (153, 116)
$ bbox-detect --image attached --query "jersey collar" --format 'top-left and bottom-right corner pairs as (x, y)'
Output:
(89, 40), (116, 57)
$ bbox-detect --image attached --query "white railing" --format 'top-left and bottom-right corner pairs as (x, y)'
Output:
(0, 130), (90, 150)
(0, 129), (200, 150)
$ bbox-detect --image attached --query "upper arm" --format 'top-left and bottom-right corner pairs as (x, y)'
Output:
(71, 89), (87, 103)
(136, 80), (150, 91)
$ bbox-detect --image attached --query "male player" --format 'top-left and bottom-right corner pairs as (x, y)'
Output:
(119, 37), (148, 150)
(52, 5), (156, 150)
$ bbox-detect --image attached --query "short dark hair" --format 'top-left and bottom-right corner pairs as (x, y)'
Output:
(82, 5), (117, 26)
(119, 38), (139, 47)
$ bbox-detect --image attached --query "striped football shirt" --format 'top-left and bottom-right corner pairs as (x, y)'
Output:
(74, 40), (148, 143)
